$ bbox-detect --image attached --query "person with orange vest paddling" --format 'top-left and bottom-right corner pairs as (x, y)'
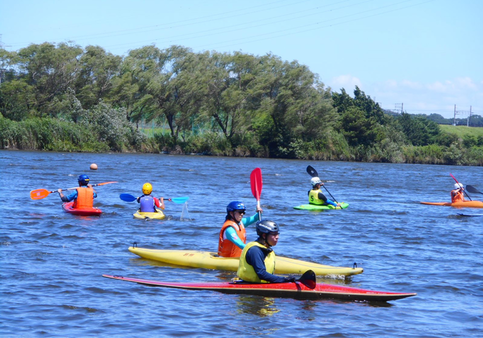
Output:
(451, 183), (466, 203)
(58, 174), (97, 208)
(218, 201), (262, 258)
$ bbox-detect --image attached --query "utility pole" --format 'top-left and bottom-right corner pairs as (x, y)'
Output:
(467, 106), (472, 127)
(453, 104), (457, 126)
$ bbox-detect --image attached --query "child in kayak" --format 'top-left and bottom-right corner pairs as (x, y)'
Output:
(137, 183), (166, 212)
(451, 183), (466, 203)
(308, 177), (340, 208)
(58, 174), (97, 208)
(218, 201), (262, 258)
(237, 220), (296, 283)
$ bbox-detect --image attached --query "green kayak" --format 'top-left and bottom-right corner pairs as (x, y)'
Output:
(294, 202), (349, 210)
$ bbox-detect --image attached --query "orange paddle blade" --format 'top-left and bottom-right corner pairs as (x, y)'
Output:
(30, 189), (53, 200)
(94, 181), (118, 187)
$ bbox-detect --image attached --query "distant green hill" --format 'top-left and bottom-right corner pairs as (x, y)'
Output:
(440, 125), (483, 138)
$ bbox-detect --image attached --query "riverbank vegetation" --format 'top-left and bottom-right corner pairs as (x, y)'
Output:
(1, 43), (482, 165)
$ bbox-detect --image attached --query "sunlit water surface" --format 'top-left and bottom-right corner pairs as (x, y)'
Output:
(1, 150), (482, 337)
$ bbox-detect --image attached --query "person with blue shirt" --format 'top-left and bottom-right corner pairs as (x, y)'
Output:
(218, 201), (262, 258)
(237, 220), (296, 283)
(58, 174), (97, 208)
(308, 177), (340, 208)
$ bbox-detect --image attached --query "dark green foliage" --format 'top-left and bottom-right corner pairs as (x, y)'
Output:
(0, 43), (481, 165)
(397, 113), (441, 146)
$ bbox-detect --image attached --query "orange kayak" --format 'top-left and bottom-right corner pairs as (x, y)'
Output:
(420, 201), (483, 208)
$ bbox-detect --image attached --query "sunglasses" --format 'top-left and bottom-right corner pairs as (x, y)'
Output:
(235, 210), (246, 215)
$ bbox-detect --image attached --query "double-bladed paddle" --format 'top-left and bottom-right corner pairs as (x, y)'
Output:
(450, 174), (472, 201)
(250, 168), (263, 220)
(466, 185), (483, 195)
(306, 165), (339, 204)
(30, 181), (118, 200)
(119, 193), (189, 204)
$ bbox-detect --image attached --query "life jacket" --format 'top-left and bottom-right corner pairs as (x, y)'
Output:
(309, 189), (325, 205)
(237, 241), (276, 283)
(218, 220), (246, 258)
(139, 195), (156, 212)
(451, 190), (465, 203)
(73, 187), (94, 209)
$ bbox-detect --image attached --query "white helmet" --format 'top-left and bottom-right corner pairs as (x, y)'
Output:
(454, 183), (464, 190)
(310, 177), (322, 187)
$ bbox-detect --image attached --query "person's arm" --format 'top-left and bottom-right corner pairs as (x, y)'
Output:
(242, 212), (260, 227)
(245, 246), (289, 283)
(58, 189), (77, 202)
(224, 227), (246, 249)
(153, 197), (165, 210)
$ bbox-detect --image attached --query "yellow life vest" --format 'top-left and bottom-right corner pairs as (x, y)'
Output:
(309, 189), (324, 205)
(237, 241), (276, 283)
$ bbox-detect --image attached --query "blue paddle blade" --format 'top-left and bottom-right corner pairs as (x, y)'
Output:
(120, 193), (137, 202)
(170, 197), (189, 204)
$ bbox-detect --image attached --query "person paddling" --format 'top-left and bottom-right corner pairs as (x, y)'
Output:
(237, 220), (296, 283)
(218, 201), (262, 258)
(137, 183), (167, 212)
(58, 174), (97, 208)
(308, 177), (340, 208)
(451, 183), (466, 203)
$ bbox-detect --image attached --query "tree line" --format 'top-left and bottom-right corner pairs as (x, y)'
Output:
(0, 42), (482, 165)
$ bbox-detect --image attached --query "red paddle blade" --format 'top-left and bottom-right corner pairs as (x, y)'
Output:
(250, 168), (263, 200)
(30, 189), (51, 200)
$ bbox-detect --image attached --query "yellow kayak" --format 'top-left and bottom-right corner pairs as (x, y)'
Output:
(128, 247), (363, 277)
(133, 209), (166, 220)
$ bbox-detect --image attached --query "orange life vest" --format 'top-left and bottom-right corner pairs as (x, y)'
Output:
(451, 190), (464, 203)
(73, 187), (94, 209)
(218, 220), (246, 258)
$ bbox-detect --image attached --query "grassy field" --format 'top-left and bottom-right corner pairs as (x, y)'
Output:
(440, 125), (483, 138)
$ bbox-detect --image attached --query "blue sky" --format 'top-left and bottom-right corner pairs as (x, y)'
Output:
(1, 0), (481, 118)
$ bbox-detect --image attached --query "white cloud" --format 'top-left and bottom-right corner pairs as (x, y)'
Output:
(330, 75), (362, 91)
(328, 75), (482, 118)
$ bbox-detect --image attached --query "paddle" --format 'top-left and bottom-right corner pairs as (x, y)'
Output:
(297, 270), (316, 289)
(449, 174), (472, 201)
(119, 193), (189, 204)
(466, 185), (483, 195)
(306, 165), (339, 204)
(30, 181), (118, 200)
(250, 168), (263, 220)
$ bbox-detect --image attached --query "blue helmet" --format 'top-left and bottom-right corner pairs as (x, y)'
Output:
(78, 174), (90, 186)
(227, 201), (246, 213)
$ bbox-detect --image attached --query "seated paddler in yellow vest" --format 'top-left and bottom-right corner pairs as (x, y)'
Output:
(218, 201), (263, 258)
(308, 177), (340, 208)
(237, 220), (296, 283)
(58, 174), (97, 209)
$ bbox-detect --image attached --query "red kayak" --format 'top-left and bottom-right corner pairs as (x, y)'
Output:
(102, 274), (416, 302)
(420, 200), (483, 208)
(62, 202), (102, 216)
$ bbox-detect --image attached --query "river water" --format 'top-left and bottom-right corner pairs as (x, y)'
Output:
(1, 150), (482, 337)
